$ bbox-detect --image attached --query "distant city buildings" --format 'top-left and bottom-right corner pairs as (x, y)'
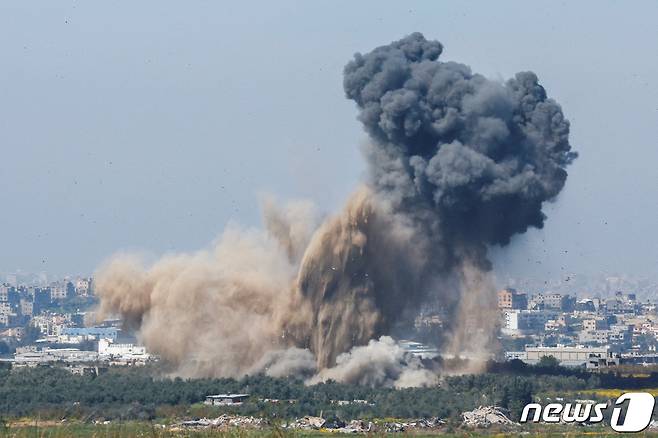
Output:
(0, 277), (95, 331)
(2, 271), (658, 374)
(499, 287), (658, 369)
(4, 338), (151, 369)
(0, 275), (155, 371)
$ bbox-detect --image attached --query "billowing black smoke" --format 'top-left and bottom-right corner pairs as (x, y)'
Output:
(345, 32), (576, 252)
(289, 33), (577, 368)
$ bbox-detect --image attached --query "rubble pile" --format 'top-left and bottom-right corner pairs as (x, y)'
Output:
(411, 417), (446, 428)
(380, 417), (445, 433)
(178, 415), (268, 429)
(176, 414), (445, 433)
(461, 406), (516, 428)
(333, 419), (373, 433)
(284, 416), (327, 430)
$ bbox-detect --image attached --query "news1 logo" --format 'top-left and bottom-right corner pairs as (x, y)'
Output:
(520, 392), (656, 432)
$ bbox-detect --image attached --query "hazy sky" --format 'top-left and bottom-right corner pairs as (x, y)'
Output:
(0, 1), (656, 282)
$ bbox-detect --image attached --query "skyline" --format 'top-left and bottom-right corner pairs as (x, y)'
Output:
(1, 1), (657, 281)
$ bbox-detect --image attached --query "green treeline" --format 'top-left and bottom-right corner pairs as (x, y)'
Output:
(0, 360), (654, 422)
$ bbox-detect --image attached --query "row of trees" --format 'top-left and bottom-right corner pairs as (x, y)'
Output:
(0, 360), (652, 422)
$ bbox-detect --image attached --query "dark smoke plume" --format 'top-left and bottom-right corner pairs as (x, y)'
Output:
(95, 33), (576, 384)
(346, 32), (575, 248)
(291, 32), (576, 367)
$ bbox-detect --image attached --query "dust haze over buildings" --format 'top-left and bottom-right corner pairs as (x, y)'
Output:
(95, 34), (576, 386)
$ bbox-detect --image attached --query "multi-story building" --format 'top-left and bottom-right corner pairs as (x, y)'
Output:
(502, 309), (557, 334)
(20, 299), (34, 317)
(0, 285), (19, 306)
(32, 288), (51, 313)
(575, 299), (597, 312)
(579, 329), (611, 344)
(50, 283), (68, 301)
(75, 278), (93, 296)
(545, 315), (573, 332)
(497, 288), (528, 310)
(32, 314), (71, 337)
(583, 318), (608, 331)
(529, 293), (576, 312)
(609, 324), (633, 346)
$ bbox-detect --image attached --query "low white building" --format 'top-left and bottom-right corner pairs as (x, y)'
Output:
(12, 347), (99, 366)
(204, 394), (250, 406)
(98, 338), (149, 363)
(508, 345), (620, 369)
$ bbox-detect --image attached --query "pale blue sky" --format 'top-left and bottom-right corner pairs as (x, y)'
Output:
(0, 1), (656, 282)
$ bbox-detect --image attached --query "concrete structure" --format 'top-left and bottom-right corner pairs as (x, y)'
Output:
(50, 283), (68, 301)
(98, 338), (145, 355)
(504, 351), (528, 361)
(583, 318), (608, 331)
(511, 345), (620, 368)
(10, 347), (99, 366)
(75, 278), (92, 296)
(205, 394), (250, 406)
(497, 288), (527, 310)
(0, 327), (24, 339)
(67, 364), (108, 376)
(20, 299), (33, 317)
(62, 327), (118, 341)
(98, 338), (150, 364)
(398, 340), (439, 359)
(32, 314), (69, 337)
(579, 330), (611, 344)
(575, 299), (597, 312)
(529, 293), (575, 311)
(502, 310), (557, 334)
(32, 288), (51, 312)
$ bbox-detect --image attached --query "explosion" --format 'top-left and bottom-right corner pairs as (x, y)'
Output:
(95, 33), (576, 386)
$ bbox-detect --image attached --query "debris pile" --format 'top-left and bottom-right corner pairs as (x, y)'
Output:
(415, 417), (447, 428)
(461, 406), (516, 428)
(177, 415), (268, 430)
(339, 419), (373, 433)
(380, 417), (445, 432)
(283, 416), (375, 432)
(175, 414), (445, 433)
(284, 416), (327, 430)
